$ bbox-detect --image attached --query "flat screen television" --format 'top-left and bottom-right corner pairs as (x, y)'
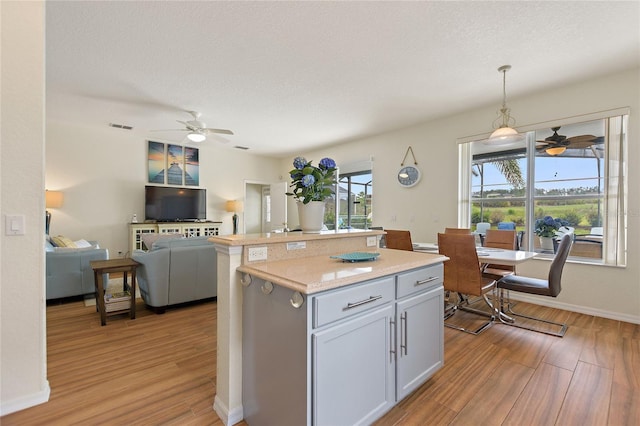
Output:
(145, 186), (206, 222)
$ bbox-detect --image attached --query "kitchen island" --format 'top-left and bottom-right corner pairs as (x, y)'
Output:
(209, 230), (447, 425)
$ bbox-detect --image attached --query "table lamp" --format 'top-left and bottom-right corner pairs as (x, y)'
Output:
(45, 190), (64, 235)
(225, 200), (242, 235)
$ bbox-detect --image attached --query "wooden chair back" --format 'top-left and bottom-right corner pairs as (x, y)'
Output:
(437, 233), (487, 296)
(444, 228), (471, 234)
(484, 229), (516, 272)
(384, 230), (414, 251)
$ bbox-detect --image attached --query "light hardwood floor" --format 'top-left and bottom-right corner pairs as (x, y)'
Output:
(2, 297), (638, 425)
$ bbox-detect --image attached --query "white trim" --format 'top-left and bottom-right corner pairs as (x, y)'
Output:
(213, 395), (244, 426)
(507, 292), (640, 325)
(0, 381), (50, 416)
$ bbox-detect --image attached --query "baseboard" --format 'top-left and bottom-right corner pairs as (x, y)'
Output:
(213, 395), (244, 426)
(508, 293), (640, 324)
(0, 380), (50, 416)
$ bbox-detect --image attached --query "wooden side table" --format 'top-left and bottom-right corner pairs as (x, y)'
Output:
(90, 258), (140, 326)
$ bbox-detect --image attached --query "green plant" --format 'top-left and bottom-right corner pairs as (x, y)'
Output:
(286, 157), (337, 204)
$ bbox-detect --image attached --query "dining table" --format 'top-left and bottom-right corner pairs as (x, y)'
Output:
(412, 242), (539, 267)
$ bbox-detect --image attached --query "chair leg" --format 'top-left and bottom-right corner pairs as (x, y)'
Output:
(497, 289), (568, 337)
(444, 292), (495, 335)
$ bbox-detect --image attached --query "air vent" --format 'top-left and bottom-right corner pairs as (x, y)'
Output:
(109, 123), (134, 130)
(234, 145), (249, 150)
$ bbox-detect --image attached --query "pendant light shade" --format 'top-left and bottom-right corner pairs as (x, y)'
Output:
(486, 65), (525, 145)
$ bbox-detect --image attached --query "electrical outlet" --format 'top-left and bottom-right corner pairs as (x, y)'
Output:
(248, 246), (268, 261)
(366, 236), (377, 247)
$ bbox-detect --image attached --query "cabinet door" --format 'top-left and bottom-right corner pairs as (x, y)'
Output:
(313, 304), (395, 426)
(396, 285), (444, 400)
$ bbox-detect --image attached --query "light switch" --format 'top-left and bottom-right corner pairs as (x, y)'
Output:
(5, 214), (25, 236)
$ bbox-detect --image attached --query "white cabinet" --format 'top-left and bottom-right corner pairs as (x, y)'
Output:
(129, 222), (221, 253)
(241, 263), (444, 426)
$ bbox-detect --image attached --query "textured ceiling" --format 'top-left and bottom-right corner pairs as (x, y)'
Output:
(45, 1), (640, 156)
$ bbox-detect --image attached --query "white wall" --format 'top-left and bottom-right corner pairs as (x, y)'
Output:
(283, 68), (640, 322)
(45, 120), (283, 255)
(0, 1), (50, 415)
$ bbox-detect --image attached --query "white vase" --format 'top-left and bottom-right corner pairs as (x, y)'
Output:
(297, 201), (326, 233)
(539, 236), (554, 250)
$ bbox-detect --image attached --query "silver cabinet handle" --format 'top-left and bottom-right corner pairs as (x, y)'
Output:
(416, 276), (439, 286)
(346, 295), (382, 310)
(400, 312), (408, 356)
(389, 318), (396, 362)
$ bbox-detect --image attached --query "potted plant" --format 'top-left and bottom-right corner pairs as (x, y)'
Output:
(534, 216), (568, 250)
(286, 156), (337, 232)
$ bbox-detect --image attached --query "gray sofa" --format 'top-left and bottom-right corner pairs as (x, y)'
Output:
(132, 236), (217, 313)
(46, 241), (109, 299)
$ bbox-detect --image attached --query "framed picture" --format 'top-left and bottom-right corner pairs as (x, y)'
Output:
(148, 141), (166, 184)
(167, 144), (184, 185)
(184, 147), (199, 186)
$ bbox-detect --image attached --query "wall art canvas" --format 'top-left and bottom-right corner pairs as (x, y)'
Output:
(148, 141), (166, 184)
(184, 147), (200, 186)
(167, 144), (185, 185)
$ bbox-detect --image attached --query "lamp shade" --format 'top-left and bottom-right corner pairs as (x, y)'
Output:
(486, 127), (525, 145)
(545, 146), (566, 156)
(226, 200), (243, 213)
(45, 190), (64, 208)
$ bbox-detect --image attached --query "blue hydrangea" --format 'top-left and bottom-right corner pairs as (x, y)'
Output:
(543, 216), (555, 226)
(301, 175), (315, 187)
(293, 156), (307, 170)
(319, 157), (336, 169)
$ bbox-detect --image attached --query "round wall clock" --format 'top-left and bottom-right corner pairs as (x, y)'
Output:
(397, 165), (421, 187)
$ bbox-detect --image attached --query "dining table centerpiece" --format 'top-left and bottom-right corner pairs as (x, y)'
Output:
(534, 215), (567, 250)
(286, 156), (337, 233)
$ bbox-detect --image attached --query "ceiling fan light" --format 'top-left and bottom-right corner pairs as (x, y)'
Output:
(187, 132), (206, 143)
(545, 146), (566, 156)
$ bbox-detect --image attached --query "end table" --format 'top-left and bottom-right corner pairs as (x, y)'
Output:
(90, 258), (140, 326)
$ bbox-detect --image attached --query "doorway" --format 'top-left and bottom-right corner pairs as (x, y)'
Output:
(244, 181), (287, 234)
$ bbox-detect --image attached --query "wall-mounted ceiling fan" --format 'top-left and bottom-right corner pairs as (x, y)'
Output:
(536, 127), (603, 156)
(151, 111), (234, 143)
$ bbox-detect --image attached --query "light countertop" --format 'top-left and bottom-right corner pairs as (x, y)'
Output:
(209, 228), (383, 246)
(237, 248), (448, 294)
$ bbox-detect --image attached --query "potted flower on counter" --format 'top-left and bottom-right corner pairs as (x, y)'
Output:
(286, 156), (337, 232)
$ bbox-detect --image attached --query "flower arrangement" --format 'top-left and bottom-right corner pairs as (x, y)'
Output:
(534, 216), (568, 238)
(286, 156), (337, 204)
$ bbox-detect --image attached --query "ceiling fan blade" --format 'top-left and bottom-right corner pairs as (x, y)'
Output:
(204, 128), (234, 135)
(150, 128), (188, 132)
(207, 134), (231, 144)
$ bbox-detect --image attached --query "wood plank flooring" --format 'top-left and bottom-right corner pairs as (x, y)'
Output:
(1, 297), (638, 425)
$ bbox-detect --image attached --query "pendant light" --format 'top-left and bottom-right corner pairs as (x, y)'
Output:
(486, 65), (525, 145)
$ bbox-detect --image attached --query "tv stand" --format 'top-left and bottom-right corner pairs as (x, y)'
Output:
(129, 221), (222, 253)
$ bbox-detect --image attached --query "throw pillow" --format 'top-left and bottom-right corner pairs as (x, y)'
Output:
(51, 235), (77, 248)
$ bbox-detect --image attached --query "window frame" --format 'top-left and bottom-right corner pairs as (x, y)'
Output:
(458, 109), (628, 267)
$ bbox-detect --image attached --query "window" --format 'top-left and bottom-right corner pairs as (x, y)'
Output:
(459, 110), (627, 266)
(337, 171), (372, 229)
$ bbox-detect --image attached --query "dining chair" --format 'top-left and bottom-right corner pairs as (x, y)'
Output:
(438, 233), (497, 335)
(384, 229), (414, 251)
(496, 234), (573, 337)
(444, 227), (471, 234)
(474, 222), (491, 245)
(482, 229), (517, 281)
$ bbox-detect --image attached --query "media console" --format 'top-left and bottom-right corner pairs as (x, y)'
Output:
(128, 221), (222, 253)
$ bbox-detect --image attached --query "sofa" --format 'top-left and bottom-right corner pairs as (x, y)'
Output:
(46, 240), (109, 299)
(131, 236), (217, 313)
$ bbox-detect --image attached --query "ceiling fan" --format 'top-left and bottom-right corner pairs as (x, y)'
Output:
(536, 126), (602, 156)
(152, 111), (234, 143)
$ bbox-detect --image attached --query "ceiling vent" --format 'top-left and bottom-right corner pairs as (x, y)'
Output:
(234, 145), (249, 150)
(109, 122), (134, 130)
